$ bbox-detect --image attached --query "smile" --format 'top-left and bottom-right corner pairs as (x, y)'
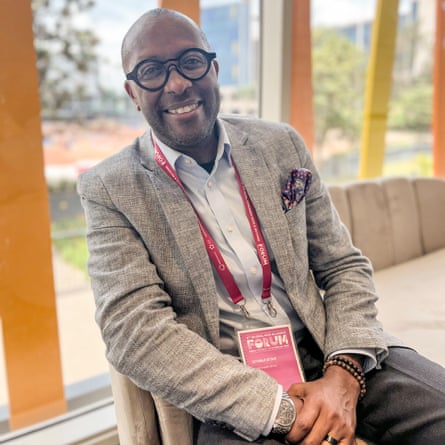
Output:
(166, 102), (200, 115)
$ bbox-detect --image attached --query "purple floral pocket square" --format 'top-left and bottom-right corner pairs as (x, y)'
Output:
(281, 168), (312, 212)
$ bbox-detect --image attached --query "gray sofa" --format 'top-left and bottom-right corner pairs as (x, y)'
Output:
(110, 176), (445, 445)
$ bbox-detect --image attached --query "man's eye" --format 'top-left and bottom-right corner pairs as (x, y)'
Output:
(181, 56), (205, 70)
(139, 64), (164, 80)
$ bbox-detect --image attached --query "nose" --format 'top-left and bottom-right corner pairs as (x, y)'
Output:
(164, 65), (192, 94)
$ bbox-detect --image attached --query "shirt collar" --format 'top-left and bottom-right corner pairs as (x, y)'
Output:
(152, 118), (232, 170)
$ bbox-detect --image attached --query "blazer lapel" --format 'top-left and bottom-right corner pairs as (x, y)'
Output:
(137, 133), (220, 345)
(225, 123), (304, 299)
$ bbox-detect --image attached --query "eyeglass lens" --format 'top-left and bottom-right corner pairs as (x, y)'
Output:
(135, 49), (212, 90)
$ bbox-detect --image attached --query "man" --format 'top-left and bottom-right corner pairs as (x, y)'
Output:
(77, 8), (445, 444)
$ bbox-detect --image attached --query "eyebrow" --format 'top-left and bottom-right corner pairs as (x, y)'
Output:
(136, 47), (204, 65)
(138, 56), (164, 63)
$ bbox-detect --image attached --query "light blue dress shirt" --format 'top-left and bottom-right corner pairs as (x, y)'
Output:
(154, 122), (306, 358)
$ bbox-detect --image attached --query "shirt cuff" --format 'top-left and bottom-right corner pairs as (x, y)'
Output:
(327, 348), (377, 373)
(262, 385), (283, 436)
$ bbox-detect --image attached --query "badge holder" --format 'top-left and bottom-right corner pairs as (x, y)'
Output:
(237, 324), (305, 389)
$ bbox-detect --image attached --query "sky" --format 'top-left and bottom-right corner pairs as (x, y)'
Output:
(85, 0), (410, 92)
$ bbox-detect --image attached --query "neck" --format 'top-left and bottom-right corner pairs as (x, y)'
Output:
(173, 131), (218, 165)
(182, 130), (219, 164)
(153, 125), (219, 164)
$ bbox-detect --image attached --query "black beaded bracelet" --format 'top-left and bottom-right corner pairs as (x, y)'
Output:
(323, 356), (367, 400)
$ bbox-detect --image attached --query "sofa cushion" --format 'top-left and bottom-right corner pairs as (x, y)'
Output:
(328, 185), (352, 233)
(381, 178), (423, 264)
(345, 181), (395, 271)
(328, 177), (433, 272)
(373, 248), (445, 367)
(414, 178), (445, 254)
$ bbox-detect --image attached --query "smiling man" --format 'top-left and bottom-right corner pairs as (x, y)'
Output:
(122, 11), (220, 163)
(77, 8), (445, 445)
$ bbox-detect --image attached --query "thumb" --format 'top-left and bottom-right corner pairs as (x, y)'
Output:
(287, 381), (309, 400)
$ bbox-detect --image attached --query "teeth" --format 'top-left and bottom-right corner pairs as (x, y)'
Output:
(169, 103), (199, 114)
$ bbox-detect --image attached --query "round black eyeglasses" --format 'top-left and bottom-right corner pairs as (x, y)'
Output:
(126, 47), (217, 92)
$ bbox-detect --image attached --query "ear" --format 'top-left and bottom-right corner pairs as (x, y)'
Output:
(212, 59), (219, 77)
(124, 80), (140, 110)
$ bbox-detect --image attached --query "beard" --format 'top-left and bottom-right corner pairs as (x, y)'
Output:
(146, 86), (221, 151)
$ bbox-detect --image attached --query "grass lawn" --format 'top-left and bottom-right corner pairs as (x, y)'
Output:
(52, 216), (89, 274)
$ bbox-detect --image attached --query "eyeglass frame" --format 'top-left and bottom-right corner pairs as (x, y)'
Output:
(125, 47), (217, 92)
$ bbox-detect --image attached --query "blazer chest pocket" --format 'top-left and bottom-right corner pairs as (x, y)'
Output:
(283, 203), (306, 225)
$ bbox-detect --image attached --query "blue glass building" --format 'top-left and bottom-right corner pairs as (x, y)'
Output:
(201, 1), (251, 87)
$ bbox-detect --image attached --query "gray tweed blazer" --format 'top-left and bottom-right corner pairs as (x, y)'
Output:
(77, 115), (391, 440)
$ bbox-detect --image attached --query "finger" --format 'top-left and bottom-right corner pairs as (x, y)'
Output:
(323, 434), (340, 445)
(298, 409), (354, 445)
(287, 381), (309, 399)
(313, 429), (356, 445)
(324, 434), (357, 445)
(286, 402), (321, 443)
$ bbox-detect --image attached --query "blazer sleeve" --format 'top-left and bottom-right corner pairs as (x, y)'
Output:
(283, 125), (388, 363)
(77, 167), (279, 441)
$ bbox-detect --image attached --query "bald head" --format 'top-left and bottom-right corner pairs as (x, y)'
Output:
(121, 8), (210, 73)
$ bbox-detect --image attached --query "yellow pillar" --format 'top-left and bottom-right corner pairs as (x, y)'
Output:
(0, 0), (66, 429)
(289, 0), (314, 153)
(433, 0), (445, 177)
(359, 0), (399, 179)
(158, 0), (200, 23)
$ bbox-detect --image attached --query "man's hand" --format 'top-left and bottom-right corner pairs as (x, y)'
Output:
(284, 364), (361, 445)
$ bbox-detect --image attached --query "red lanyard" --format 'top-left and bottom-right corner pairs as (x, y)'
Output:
(152, 135), (277, 318)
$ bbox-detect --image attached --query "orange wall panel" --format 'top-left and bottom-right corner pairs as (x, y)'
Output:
(158, 0), (200, 23)
(0, 0), (66, 429)
(290, 0), (314, 153)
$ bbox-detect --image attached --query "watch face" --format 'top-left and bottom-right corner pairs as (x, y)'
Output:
(272, 395), (296, 435)
(278, 398), (296, 426)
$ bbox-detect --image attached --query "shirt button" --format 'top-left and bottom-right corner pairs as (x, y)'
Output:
(250, 267), (257, 275)
(184, 159), (192, 165)
(208, 181), (213, 188)
(227, 225), (234, 232)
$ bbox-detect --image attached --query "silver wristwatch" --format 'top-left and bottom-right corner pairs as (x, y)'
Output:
(271, 392), (296, 435)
